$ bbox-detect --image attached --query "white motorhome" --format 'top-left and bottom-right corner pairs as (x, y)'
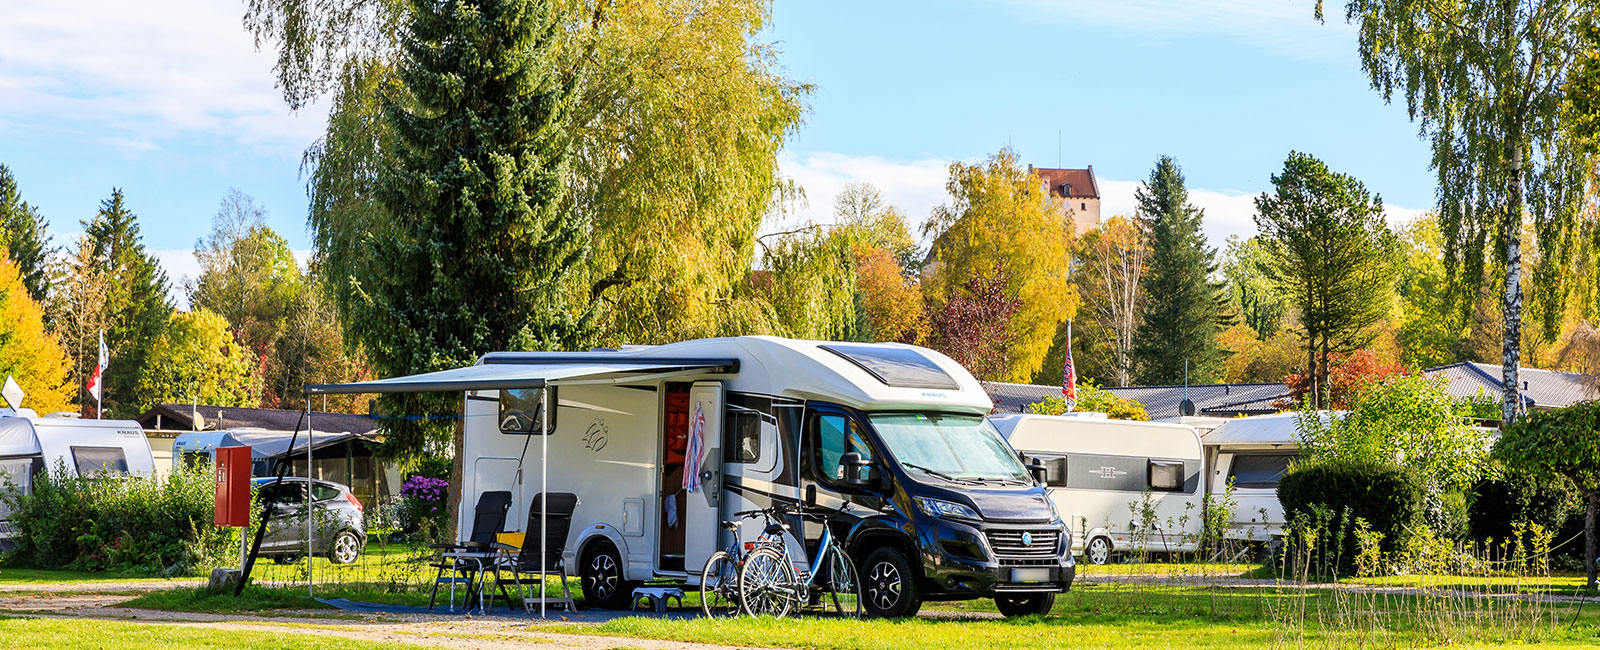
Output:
(0, 408), (157, 548)
(990, 413), (1206, 565)
(1200, 412), (1310, 543)
(307, 336), (1075, 618)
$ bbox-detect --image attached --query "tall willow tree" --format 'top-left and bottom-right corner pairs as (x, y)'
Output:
(248, 0), (809, 353)
(1319, 0), (1595, 424)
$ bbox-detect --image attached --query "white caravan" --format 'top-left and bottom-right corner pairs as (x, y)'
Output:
(307, 336), (1075, 618)
(0, 408), (157, 548)
(990, 413), (1206, 565)
(1200, 412), (1309, 543)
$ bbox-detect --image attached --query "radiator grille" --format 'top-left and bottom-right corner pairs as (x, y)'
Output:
(984, 529), (1061, 564)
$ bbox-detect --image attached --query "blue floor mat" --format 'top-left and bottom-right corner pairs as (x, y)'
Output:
(314, 597), (528, 615)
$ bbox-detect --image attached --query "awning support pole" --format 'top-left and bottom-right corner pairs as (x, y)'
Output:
(540, 385), (549, 620)
(306, 399), (314, 598)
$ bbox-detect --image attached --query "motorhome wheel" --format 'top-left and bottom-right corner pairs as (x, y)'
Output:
(580, 542), (633, 609)
(995, 593), (1056, 617)
(1085, 536), (1112, 565)
(329, 531), (362, 565)
(861, 547), (921, 618)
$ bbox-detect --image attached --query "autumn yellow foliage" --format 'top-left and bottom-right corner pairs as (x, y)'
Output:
(924, 148), (1079, 382)
(0, 257), (74, 413)
(853, 245), (928, 344)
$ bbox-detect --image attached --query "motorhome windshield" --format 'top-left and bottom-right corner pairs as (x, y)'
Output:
(870, 413), (1029, 483)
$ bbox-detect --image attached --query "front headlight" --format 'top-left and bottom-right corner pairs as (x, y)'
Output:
(914, 496), (981, 521)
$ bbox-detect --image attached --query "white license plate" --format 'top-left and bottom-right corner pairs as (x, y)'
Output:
(1010, 568), (1051, 583)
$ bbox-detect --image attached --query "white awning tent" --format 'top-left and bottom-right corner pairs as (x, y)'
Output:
(302, 355), (738, 616)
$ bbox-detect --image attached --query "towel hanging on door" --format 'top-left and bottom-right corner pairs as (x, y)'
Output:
(683, 403), (705, 493)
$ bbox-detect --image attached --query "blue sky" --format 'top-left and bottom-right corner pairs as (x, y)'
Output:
(0, 0), (1435, 298)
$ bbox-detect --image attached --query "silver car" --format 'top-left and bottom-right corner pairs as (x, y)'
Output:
(252, 477), (367, 565)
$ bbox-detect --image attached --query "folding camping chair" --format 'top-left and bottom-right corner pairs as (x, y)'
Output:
(428, 490), (513, 612)
(490, 492), (579, 613)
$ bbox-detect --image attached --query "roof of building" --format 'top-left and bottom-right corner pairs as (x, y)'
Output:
(1031, 166), (1099, 199)
(1422, 362), (1596, 410)
(985, 381), (1289, 419)
(137, 403), (381, 436)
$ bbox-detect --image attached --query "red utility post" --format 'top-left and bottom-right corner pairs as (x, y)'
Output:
(214, 446), (252, 527)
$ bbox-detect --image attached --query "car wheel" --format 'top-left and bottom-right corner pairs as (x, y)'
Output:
(272, 554), (300, 565)
(328, 531), (362, 565)
(1085, 536), (1113, 566)
(860, 547), (920, 618)
(995, 593), (1056, 617)
(580, 541), (634, 609)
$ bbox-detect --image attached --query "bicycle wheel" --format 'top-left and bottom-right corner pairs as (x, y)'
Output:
(699, 551), (740, 618)
(738, 546), (796, 618)
(821, 547), (862, 618)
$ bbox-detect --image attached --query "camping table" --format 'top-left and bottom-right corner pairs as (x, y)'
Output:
(440, 550), (498, 613)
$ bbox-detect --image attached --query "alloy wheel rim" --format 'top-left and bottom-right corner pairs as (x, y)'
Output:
(333, 534), (359, 563)
(867, 561), (900, 611)
(1089, 539), (1109, 564)
(590, 554), (617, 598)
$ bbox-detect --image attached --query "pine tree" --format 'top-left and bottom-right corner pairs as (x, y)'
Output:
(1254, 151), (1399, 409)
(1130, 156), (1230, 385)
(354, 0), (590, 457)
(83, 189), (172, 416)
(0, 164), (54, 302)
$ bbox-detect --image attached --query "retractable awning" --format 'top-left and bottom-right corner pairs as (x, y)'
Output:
(302, 357), (739, 395)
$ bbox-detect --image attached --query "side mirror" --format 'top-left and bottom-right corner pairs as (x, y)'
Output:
(839, 452), (872, 488)
(805, 484), (818, 508)
(1026, 456), (1049, 486)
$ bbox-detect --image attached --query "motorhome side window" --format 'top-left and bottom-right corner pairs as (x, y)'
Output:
(70, 446), (129, 477)
(499, 387), (555, 435)
(1148, 460), (1183, 491)
(725, 410), (761, 464)
(810, 412), (872, 483)
(1227, 454), (1295, 489)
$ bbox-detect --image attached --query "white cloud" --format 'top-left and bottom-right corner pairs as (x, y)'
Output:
(0, 1), (324, 154)
(1009, 0), (1351, 59)
(775, 151), (951, 233)
(1099, 178), (1430, 249)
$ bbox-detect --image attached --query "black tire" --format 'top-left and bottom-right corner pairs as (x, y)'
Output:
(328, 531), (362, 565)
(272, 554), (298, 565)
(579, 541), (634, 609)
(1084, 536), (1113, 565)
(994, 593), (1056, 617)
(860, 547), (921, 618)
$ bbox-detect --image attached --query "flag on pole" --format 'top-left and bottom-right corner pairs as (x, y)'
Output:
(1061, 319), (1077, 410)
(87, 331), (107, 403)
(683, 403), (706, 493)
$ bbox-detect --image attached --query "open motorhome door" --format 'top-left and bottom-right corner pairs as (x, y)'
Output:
(683, 382), (724, 576)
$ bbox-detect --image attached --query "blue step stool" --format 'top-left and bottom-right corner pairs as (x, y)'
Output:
(631, 586), (685, 613)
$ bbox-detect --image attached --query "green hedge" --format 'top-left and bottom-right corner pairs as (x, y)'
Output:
(0, 463), (234, 575)
(1469, 469), (1580, 545)
(1278, 457), (1424, 572)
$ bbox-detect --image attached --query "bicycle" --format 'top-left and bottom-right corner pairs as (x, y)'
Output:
(737, 503), (862, 618)
(699, 506), (792, 618)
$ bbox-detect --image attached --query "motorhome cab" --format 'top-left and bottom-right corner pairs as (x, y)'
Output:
(0, 407), (157, 550)
(308, 336), (1074, 618)
(990, 413), (1205, 565)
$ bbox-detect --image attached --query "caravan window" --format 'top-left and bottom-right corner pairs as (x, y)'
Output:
(70, 446), (129, 477)
(725, 410), (762, 464)
(1227, 454), (1295, 489)
(0, 458), (40, 519)
(499, 388), (556, 435)
(1148, 460), (1184, 491)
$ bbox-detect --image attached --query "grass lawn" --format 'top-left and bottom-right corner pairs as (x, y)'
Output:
(572, 612), (1600, 650)
(0, 616), (433, 649)
(0, 567), (178, 586)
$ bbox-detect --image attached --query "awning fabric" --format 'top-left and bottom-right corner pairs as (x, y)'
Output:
(303, 358), (738, 395)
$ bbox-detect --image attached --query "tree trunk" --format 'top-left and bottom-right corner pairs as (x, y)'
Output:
(1502, 149), (1524, 427)
(448, 401), (465, 542)
(1307, 340), (1319, 410)
(1587, 490), (1597, 590)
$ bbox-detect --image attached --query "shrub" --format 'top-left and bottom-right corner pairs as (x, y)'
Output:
(1027, 379), (1150, 420)
(396, 475), (449, 542)
(0, 463), (234, 575)
(1468, 467), (1580, 545)
(1278, 457), (1424, 573)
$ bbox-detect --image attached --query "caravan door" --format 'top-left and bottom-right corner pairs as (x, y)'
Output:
(683, 382), (724, 576)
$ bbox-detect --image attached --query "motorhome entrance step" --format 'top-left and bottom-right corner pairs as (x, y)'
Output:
(631, 586), (684, 613)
